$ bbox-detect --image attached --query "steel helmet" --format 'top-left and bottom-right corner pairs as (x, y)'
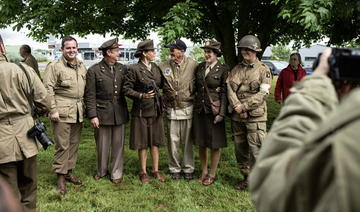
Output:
(237, 35), (262, 52)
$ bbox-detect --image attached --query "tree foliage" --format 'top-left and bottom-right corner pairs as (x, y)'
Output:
(269, 45), (292, 61)
(0, 0), (358, 68)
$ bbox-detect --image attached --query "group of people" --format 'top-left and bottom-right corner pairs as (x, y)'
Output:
(2, 33), (315, 211)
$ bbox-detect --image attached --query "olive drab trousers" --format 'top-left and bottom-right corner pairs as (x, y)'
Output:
(231, 120), (266, 177)
(52, 122), (83, 174)
(0, 156), (37, 212)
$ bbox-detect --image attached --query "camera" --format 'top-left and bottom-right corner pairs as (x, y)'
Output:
(27, 122), (54, 150)
(313, 48), (360, 82)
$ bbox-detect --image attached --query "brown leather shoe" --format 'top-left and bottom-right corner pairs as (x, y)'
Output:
(57, 174), (66, 195)
(139, 173), (151, 184)
(234, 179), (248, 190)
(198, 174), (208, 183)
(111, 178), (122, 184)
(152, 171), (166, 182)
(64, 172), (82, 185)
(202, 175), (216, 186)
(94, 175), (102, 180)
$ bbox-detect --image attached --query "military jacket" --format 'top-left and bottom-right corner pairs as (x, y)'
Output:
(85, 59), (129, 125)
(250, 75), (360, 211)
(159, 56), (198, 109)
(227, 59), (271, 122)
(43, 56), (87, 123)
(123, 61), (164, 117)
(23, 54), (40, 79)
(193, 61), (228, 117)
(0, 54), (49, 164)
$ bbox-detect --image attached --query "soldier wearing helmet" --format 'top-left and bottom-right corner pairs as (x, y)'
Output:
(226, 35), (272, 190)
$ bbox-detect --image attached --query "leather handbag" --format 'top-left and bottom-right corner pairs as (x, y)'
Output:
(204, 79), (220, 116)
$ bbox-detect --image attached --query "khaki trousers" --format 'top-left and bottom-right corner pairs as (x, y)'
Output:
(231, 120), (266, 177)
(0, 156), (37, 212)
(52, 122), (83, 174)
(167, 119), (194, 174)
(95, 125), (125, 180)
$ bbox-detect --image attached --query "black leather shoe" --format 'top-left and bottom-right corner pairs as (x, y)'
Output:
(171, 172), (181, 180)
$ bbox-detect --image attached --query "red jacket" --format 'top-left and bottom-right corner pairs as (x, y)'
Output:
(274, 65), (306, 101)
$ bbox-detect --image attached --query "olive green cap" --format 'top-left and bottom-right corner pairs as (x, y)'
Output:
(201, 40), (222, 57)
(134, 40), (155, 58)
(99, 38), (121, 50)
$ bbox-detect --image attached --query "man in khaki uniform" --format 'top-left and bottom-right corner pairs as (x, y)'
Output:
(0, 35), (50, 211)
(85, 38), (129, 184)
(227, 35), (272, 190)
(43, 36), (87, 195)
(250, 49), (360, 211)
(20, 44), (41, 79)
(159, 39), (198, 181)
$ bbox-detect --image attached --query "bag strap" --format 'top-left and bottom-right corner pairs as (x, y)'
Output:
(16, 62), (36, 118)
(203, 76), (216, 105)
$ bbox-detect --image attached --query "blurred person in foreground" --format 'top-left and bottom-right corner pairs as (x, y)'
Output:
(0, 35), (49, 211)
(274, 53), (306, 104)
(250, 48), (360, 211)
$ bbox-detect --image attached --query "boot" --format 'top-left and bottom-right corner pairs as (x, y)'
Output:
(57, 174), (66, 195)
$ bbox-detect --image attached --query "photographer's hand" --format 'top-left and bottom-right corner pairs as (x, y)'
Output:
(49, 112), (60, 122)
(91, 117), (100, 128)
(143, 90), (155, 99)
(312, 48), (332, 77)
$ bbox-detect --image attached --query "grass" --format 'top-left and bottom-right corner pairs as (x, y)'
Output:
(36, 77), (281, 212)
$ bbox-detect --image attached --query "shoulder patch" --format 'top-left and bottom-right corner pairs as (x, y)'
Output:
(164, 68), (172, 76)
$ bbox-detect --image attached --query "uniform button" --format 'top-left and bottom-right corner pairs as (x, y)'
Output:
(202, 100), (204, 103)
(115, 79), (117, 82)
(115, 91), (118, 94)
(115, 85), (118, 88)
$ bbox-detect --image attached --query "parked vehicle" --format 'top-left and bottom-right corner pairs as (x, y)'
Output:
(262, 60), (288, 75)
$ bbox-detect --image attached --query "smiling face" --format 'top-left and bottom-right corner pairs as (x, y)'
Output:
(170, 48), (185, 64)
(240, 48), (257, 63)
(106, 48), (120, 63)
(204, 49), (217, 64)
(61, 40), (78, 62)
(143, 49), (156, 62)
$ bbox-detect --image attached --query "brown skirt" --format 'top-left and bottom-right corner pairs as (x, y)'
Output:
(129, 116), (164, 150)
(192, 111), (227, 149)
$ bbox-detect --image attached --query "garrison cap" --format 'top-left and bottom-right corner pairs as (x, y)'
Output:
(134, 39), (155, 58)
(164, 39), (187, 51)
(99, 38), (121, 50)
(201, 40), (222, 57)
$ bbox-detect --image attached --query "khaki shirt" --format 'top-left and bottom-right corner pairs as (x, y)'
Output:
(227, 59), (271, 122)
(159, 56), (198, 109)
(23, 54), (40, 79)
(250, 75), (360, 211)
(0, 54), (49, 164)
(43, 56), (87, 123)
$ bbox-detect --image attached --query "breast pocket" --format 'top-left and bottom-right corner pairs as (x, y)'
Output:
(58, 73), (72, 88)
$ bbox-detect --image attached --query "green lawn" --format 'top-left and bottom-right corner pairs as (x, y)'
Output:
(36, 77), (281, 212)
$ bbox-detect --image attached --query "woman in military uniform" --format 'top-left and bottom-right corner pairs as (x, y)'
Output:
(123, 40), (166, 183)
(192, 40), (228, 186)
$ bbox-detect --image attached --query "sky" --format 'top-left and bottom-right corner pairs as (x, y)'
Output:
(0, 26), (193, 50)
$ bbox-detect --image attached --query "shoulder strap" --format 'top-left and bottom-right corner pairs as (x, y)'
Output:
(16, 62), (36, 118)
(203, 78), (216, 104)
